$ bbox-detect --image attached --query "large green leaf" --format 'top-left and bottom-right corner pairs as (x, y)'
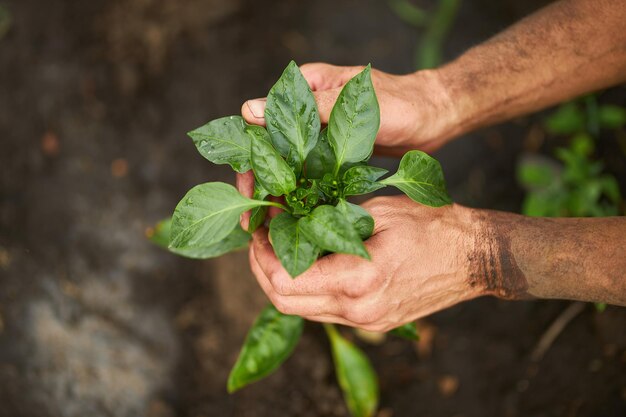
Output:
(150, 217), (250, 259)
(335, 200), (374, 240)
(249, 125), (297, 196)
(328, 65), (380, 173)
(248, 181), (270, 233)
(325, 324), (379, 417)
(170, 182), (272, 249)
(187, 116), (251, 173)
(305, 128), (336, 179)
(389, 322), (419, 341)
(228, 304), (304, 393)
(342, 165), (388, 197)
(269, 213), (320, 278)
(265, 61), (321, 170)
(380, 150), (452, 207)
(299, 205), (369, 259)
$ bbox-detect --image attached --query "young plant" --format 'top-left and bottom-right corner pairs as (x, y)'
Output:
(150, 61), (451, 417)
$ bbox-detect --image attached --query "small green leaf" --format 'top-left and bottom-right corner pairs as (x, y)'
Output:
(305, 128), (336, 179)
(517, 161), (556, 189)
(299, 205), (369, 259)
(265, 61), (321, 169)
(170, 182), (272, 249)
(269, 213), (320, 278)
(188, 116), (252, 173)
(380, 150), (452, 207)
(328, 65), (380, 173)
(335, 200), (374, 240)
(598, 105), (626, 129)
(544, 102), (585, 135)
(325, 324), (379, 417)
(249, 125), (297, 196)
(342, 165), (388, 197)
(248, 181), (270, 233)
(228, 305), (304, 393)
(150, 217), (250, 259)
(389, 322), (419, 341)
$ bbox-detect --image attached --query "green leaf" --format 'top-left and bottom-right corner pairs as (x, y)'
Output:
(380, 150), (452, 207)
(389, 322), (419, 341)
(150, 217), (250, 259)
(269, 213), (320, 278)
(305, 128), (336, 179)
(335, 200), (374, 240)
(598, 104), (626, 129)
(249, 125), (297, 197)
(228, 305), (304, 393)
(544, 102), (585, 135)
(299, 205), (369, 259)
(325, 324), (379, 417)
(517, 161), (556, 189)
(328, 65), (380, 173)
(265, 61), (321, 169)
(187, 116), (252, 173)
(170, 182), (272, 249)
(342, 165), (388, 197)
(248, 181), (270, 233)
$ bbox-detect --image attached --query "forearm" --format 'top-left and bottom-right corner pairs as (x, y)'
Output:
(465, 208), (626, 305)
(432, 0), (626, 141)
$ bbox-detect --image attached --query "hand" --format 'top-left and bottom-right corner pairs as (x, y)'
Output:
(241, 63), (456, 156)
(247, 196), (482, 331)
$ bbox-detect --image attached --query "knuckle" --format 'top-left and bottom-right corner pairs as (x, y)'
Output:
(343, 304), (375, 325)
(269, 274), (291, 296)
(272, 296), (293, 315)
(343, 280), (369, 298)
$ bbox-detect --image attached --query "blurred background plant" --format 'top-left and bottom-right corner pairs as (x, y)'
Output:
(388, 0), (461, 69)
(0, 3), (11, 40)
(518, 98), (626, 218)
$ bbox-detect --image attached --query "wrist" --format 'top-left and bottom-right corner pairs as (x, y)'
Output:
(402, 69), (463, 150)
(463, 207), (532, 300)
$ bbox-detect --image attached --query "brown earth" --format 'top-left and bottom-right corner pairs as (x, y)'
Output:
(0, 0), (624, 416)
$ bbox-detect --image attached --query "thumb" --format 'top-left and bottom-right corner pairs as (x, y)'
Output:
(241, 88), (340, 126)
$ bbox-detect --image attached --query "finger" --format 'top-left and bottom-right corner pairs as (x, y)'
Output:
(301, 314), (356, 327)
(236, 171), (255, 230)
(267, 196), (284, 219)
(252, 229), (375, 297)
(300, 63), (365, 91)
(241, 88), (341, 126)
(241, 97), (266, 125)
(313, 89), (341, 124)
(249, 244), (343, 317)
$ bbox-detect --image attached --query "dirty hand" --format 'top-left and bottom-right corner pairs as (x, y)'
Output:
(247, 195), (481, 331)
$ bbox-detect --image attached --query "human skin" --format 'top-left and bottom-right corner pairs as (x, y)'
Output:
(236, 0), (626, 329)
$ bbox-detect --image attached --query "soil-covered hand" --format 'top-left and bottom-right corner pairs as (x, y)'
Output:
(248, 195), (480, 332)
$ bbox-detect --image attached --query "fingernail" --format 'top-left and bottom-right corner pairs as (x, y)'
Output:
(246, 99), (266, 119)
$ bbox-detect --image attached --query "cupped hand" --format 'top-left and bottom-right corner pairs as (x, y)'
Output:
(247, 196), (482, 331)
(242, 63), (455, 156)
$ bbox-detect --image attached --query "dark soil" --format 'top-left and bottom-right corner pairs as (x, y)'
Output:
(0, 0), (624, 416)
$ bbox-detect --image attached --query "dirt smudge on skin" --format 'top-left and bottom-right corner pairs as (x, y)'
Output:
(467, 210), (531, 300)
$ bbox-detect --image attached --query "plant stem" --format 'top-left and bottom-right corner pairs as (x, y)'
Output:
(262, 200), (290, 212)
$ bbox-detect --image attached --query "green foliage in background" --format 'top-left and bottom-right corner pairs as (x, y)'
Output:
(518, 99), (624, 218)
(0, 3), (12, 41)
(150, 61), (452, 416)
(388, 0), (461, 69)
(518, 97), (626, 313)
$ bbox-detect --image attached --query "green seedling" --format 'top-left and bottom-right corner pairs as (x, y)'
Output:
(151, 61), (452, 417)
